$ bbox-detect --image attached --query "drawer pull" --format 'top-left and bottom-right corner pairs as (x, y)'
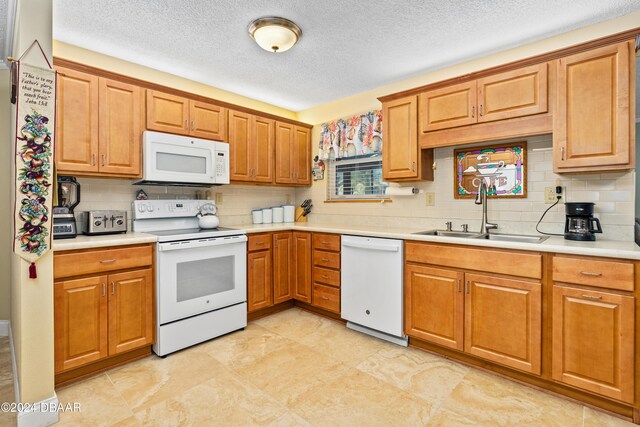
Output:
(100, 259), (117, 264)
(321, 275), (330, 279)
(580, 271), (602, 277)
(321, 296), (329, 300)
(321, 242), (329, 245)
(321, 258), (329, 262)
(581, 294), (602, 300)
(111, 282), (115, 295)
(255, 242), (264, 245)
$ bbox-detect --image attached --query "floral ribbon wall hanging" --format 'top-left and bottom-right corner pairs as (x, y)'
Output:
(13, 60), (56, 278)
(319, 110), (382, 160)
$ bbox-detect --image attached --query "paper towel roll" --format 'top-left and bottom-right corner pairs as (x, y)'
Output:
(385, 187), (419, 196)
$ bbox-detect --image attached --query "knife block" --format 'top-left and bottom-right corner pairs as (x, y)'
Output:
(295, 207), (308, 222)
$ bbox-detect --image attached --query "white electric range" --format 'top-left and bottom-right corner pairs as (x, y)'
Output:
(132, 200), (247, 356)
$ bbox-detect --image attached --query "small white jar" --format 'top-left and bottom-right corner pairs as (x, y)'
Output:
(282, 205), (295, 223)
(262, 208), (273, 224)
(272, 206), (284, 223)
(252, 209), (263, 224)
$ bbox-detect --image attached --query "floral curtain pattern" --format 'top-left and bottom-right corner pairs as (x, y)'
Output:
(319, 110), (382, 160)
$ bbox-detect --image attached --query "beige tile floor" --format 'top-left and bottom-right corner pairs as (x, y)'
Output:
(54, 308), (634, 426)
(0, 337), (17, 427)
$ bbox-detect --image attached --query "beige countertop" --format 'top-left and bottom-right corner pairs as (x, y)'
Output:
(231, 222), (640, 261)
(52, 232), (158, 251)
(53, 223), (640, 260)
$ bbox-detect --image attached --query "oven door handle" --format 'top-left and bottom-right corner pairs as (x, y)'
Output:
(158, 235), (248, 252)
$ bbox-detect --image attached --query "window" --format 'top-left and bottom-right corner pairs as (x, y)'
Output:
(327, 155), (388, 201)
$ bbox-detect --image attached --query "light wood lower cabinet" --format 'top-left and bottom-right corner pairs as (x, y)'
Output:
(292, 232), (312, 303)
(247, 246), (273, 312)
(464, 273), (541, 375)
(404, 264), (464, 350)
(54, 268), (154, 373)
(273, 232), (293, 304)
(552, 285), (634, 403)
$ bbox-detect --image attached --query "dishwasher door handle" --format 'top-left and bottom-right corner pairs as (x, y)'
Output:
(342, 241), (400, 252)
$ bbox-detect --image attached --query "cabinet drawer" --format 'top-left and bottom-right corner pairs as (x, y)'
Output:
(55, 245), (153, 279)
(553, 255), (634, 291)
(248, 233), (272, 252)
(313, 266), (340, 288)
(405, 242), (542, 280)
(312, 233), (341, 252)
(313, 250), (340, 270)
(312, 283), (340, 313)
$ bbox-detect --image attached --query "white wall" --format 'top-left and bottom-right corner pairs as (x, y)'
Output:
(0, 69), (11, 321)
(298, 135), (635, 240)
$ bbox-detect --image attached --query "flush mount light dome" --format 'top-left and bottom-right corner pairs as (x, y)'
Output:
(248, 17), (302, 53)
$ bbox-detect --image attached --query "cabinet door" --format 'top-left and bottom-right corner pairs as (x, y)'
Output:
(293, 126), (311, 185)
(247, 250), (272, 312)
(55, 67), (99, 173)
(146, 90), (189, 135)
(477, 63), (548, 123)
(552, 285), (634, 403)
(464, 274), (541, 374)
(292, 232), (312, 303)
(253, 116), (275, 183)
(420, 81), (477, 132)
(275, 121), (294, 184)
(228, 110), (253, 181)
(54, 275), (108, 372)
(108, 269), (154, 355)
(555, 42), (632, 169)
(404, 264), (464, 350)
(98, 78), (142, 176)
(382, 96), (419, 180)
(273, 232), (293, 304)
(189, 101), (227, 141)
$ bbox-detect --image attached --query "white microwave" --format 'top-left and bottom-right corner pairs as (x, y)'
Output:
(136, 131), (229, 186)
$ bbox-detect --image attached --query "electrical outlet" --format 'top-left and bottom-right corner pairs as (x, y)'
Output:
(544, 186), (564, 204)
(215, 192), (223, 204)
(425, 192), (435, 206)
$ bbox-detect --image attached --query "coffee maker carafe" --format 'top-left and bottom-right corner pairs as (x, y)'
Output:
(564, 202), (602, 241)
(53, 176), (80, 239)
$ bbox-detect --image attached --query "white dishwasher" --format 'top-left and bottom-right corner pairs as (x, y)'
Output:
(341, 235), (407, 346)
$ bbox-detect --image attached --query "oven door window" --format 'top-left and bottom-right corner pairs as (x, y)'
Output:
(176, 256), (234, 302)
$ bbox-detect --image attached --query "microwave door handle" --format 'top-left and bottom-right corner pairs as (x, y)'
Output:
(158, 235), (248, 252)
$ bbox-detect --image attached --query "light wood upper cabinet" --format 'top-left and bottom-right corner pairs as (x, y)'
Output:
(54, 275), (108, 373)
(253, 116), (275, 183)
(146, 90), (189, 135)
(108, 269), (154, 356)
(464, 273), (542, 375)
(275, 122), (311, 185)
(98, 78), (142, 176)
(247, 249), (272, 313)
(228, 110), (253, 181)
(273, 232), (293, 304)
(554, 41), (633, 172)
(420, 81), (477, 132)
(189, 100), (227, 141)
(292, 232), (312, 303)
(404, 264), (464, 350)
(55, 67), (99, 174)
(382, 96), (419, 180)
(552, 285), (634, 403)
(275, 122), (294, 184)
(477, 63), (548, 123)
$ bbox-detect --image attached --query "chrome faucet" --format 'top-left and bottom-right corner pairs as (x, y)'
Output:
(475, 181), (498, 234)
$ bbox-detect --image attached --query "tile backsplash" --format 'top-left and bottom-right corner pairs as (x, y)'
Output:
(74, 179), (296, 228)
(297, 134), (636, 241)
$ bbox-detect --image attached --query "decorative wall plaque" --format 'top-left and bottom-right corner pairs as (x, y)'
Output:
(454, 142), (527, 199)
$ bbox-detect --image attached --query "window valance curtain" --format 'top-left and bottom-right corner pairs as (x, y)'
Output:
(318, 110), (382, 160)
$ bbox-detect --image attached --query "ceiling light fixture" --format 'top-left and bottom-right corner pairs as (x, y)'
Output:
(248, 17), (302, 53)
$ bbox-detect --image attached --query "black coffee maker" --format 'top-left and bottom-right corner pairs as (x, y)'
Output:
(564, 202), (602, 241)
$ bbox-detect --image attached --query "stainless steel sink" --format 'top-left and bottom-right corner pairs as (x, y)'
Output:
(412, 230), (483, 238)
(473, 233), (549, 244)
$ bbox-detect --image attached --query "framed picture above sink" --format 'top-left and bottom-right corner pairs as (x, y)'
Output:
(454, 141), (527, 199)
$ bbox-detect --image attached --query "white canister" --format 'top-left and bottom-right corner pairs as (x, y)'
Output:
(262, 208), (273, 224)
(283, 205), (295, 223)
(252, 209), (263, 224)
(272, 206), (284, 223)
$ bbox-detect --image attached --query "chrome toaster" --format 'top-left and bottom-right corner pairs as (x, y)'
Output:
(78, 210), (128, 235)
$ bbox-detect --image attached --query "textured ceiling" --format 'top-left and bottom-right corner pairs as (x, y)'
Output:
(53, 0), (640, 111)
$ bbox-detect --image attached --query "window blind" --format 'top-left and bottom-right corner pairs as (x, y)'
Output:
(327, 155), (389, 201)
